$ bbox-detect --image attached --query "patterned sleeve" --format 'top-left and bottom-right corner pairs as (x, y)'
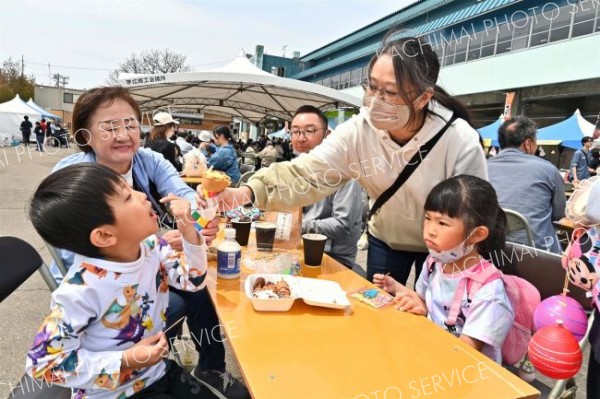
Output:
(25, 287), (123, 391)
(155, 236), (208, 292)
(461, 279), (514, 348)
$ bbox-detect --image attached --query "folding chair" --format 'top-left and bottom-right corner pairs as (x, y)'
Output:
(260, 155), (278, 168)
(235, 171), (256, 188)
(240, 152), (256, 165)
(239, 163), (255, 174)
(503, 208), (536, 248)
(0, 236), (70, 398)
(496, 241), (594, 399)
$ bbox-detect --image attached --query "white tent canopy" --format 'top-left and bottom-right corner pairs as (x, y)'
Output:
(117, 52), (361, 124)
(26, 99), (62, 121)
(0, 94), (41, 135)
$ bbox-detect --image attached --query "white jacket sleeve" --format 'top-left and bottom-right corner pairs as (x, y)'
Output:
(25, 289), (123, 391)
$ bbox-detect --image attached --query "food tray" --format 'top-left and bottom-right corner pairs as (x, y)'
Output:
(244, 273), (351, 312)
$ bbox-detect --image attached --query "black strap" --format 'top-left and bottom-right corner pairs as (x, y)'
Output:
(368, 115), (457, 221)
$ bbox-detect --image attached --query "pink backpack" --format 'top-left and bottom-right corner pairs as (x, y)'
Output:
(427, 258), (541, 365)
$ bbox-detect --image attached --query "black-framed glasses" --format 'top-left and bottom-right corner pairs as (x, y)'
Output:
(290, 127), (324, 138)
(361, 79), (403, 102)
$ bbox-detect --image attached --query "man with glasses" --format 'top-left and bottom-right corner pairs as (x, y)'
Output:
(290, 105), (363, 271)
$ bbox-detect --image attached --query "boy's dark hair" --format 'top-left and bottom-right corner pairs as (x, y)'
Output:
(29, 163), (123, 258)
(424, 175), (507, 259)
(582, 136), (593, 145)
(497, 116), (537, 150)
(292, 105), (328, 129)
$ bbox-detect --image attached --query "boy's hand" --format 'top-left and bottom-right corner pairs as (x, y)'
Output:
(394, 291), (427, 316)
(161, 230), (183, 251)
(121, 332), (168, 370)
(373, 273), (398, 295)
(160, 194), (202, 245)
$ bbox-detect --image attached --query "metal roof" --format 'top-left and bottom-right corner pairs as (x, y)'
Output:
(301, 0), (453, 62)
(294, 0), (520, 79)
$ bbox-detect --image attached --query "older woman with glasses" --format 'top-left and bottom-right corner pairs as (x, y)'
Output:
(214, 29), (487, 286)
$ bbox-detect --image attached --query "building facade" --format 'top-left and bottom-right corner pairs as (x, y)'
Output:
(290, 0), (600, 128)
(34, 85), (85, 128)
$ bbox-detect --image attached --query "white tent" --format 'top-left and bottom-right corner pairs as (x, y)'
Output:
(26, 99), (62, 121)
(0, 94), (41, 136)
(117, 52), (361, 124)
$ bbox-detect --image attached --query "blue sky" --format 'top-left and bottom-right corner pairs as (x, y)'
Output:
(0, 0), (415, 89)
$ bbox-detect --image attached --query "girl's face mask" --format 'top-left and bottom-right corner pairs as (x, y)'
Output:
(427, 233), (475, 264)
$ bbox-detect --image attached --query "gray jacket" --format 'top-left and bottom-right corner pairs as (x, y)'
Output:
(302, 180), (363, 268)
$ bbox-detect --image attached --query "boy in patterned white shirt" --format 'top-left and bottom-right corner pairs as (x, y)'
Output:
(26, 163), (219, 399)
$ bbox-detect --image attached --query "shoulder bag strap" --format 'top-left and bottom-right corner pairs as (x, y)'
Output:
(368, 114), (458, 221)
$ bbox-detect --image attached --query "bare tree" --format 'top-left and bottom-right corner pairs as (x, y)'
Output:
(0, 58), (35, 103)
(115, 49), (192, 75)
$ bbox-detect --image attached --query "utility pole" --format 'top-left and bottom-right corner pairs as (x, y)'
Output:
(21, 55), (24, 77)
(282, 45), (287, 57)
(52, 73), (69, 88)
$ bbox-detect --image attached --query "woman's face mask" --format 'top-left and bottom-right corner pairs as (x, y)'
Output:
(363, 94), (422, 131)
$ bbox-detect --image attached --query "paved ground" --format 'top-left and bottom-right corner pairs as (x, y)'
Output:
(0, 144), (590, 398)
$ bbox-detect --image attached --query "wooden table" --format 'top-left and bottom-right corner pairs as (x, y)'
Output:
(204, 240), (539, 399)
(182, 176), (203, 185)
(553, 217), (575, 233)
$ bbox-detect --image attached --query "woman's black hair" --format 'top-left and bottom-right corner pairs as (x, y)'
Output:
(29, 163), (124, 259)
(213, 125), (232, 141)
(424, 175), (507, 259)
(369, 29), (472, 127)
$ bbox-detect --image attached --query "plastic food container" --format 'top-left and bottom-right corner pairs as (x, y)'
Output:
(244, 273), (351, 312)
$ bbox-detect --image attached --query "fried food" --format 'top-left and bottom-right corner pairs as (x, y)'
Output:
(251, 278), (292, 298)
(201, 169), (231, 192)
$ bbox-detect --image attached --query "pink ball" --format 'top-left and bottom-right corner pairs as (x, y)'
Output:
(533, 295), (588, 341)
(528, 323), (582, 380)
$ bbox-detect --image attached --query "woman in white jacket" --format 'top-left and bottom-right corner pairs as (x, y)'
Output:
(215, 30), (487, 284)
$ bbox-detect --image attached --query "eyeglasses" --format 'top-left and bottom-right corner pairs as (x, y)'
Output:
(290, 127), (324, 138)
(361, 79), (403, 103)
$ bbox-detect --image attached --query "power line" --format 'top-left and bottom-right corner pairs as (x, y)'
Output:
(22, 57), (237, 73)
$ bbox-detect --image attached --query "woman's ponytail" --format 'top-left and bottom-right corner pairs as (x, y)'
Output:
(431, 85), (472, 126)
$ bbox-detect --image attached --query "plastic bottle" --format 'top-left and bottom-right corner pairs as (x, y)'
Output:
(217, 228), (241, 279)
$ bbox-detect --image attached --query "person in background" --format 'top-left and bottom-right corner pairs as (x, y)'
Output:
(570, 136), (594, 184)
(291, 105), (363, 270)
(208, 125), (240, 184)
(33, 121), (44, 151)
(257, 140), (278, 168)
(589, 147), (600, 176)
(175, 130), (193, 155)
(144, 112), (182, 172)
(20, 115), (33, 147)
(198, 130), (216, 159)
(488, 116), (565, 253)
(45, 119), (55, 144)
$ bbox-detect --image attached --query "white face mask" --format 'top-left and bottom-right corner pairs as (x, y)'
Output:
(427, 235), (475, 264)
(363, 95), (411, 131)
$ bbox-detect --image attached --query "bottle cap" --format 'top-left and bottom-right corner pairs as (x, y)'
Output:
(224, 227), (236, 239)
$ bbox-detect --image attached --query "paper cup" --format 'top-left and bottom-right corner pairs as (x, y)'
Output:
(231, 218), (252, 246)
(255, 222), (277, 252)
(302, 233), (327, 266)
